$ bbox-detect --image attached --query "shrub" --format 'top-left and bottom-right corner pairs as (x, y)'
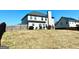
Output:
(29, 26), (34, 30)
(47, 25), (51, 29)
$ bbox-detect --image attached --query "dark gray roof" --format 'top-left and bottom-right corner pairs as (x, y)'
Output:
(55, 17), (79, 25)
(21, 11), (54, 21)
(61, 17), (79, 22)
(27, 11), (47, 17)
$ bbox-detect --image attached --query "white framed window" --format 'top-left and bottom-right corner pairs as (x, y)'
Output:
(41, 17), (43, 21)
(45, 18), (47, 21)
(30, 16), (32, 19)
(32, 23), (34, 26)
(34, 16), (36, 20)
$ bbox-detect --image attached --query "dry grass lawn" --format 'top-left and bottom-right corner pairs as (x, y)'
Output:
(1, 30), (79, 49)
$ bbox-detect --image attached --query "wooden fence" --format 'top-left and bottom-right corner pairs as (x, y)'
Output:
(6, 25), (27, 31)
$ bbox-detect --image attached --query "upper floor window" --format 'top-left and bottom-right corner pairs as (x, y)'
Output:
(30, 16), (32, 19)
(41, 17), (43, 21)
(45, 18), (47, 21)
(34, 16), (36, 20)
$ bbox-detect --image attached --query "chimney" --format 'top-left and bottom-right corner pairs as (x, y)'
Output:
(48, 11), (51, 26)
(47, 11), (55, 29)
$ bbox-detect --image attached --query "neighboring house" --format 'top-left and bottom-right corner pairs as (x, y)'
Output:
(55, 17), (79, 29)
(21, 11), (55, 29)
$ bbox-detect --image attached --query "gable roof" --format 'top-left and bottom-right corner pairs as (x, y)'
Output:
(27, 11), (47, 17)
(61, 17), (79, 21)
(21, 11), (54, 21)
(55, 17), (79, 25)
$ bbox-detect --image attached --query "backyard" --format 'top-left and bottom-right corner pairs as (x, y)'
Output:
(1, 30), (79, 49)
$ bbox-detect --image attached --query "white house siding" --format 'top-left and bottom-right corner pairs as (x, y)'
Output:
(28, 16), (37, 20)
(28, 22), (46, 29)
(27, 15), (48, 29)
(76, 22), (79, 25)
(21, 11), (54, 29)
(43, 17), (46, 21)
(36, 16), (42, 21)
(27, 15), (46, 21)
(68, 21), (76, 27)
(45, 18), (48, 24)
(49, 18), (55, 26)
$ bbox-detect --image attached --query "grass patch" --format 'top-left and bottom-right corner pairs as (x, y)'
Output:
(1, 30), (79, 49)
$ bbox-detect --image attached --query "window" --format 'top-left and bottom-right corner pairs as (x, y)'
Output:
(66, 21), (68, 24)
(43, 24), (45, 27)
(43, 24), (45, 29)
(39, 24), (42, 29)
(32, 23), (34, 26)
(30, 16), (32, 19)
(46, 24), (48, 28)
(39, 24), (41, 26)
(41, 17), (43, 21)
(34, 16), (36, 20)
(45, 18), (47, 21)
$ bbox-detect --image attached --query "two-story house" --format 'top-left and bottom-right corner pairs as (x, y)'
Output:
(21, 11), (55, 29)
(55, 17), (79, 29)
